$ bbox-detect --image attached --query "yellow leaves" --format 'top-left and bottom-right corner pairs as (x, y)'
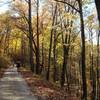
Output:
(86, 14), (99, 31)
(12, 0), (28, 15)
(64, 12), (77, 20)
(87, 14), (95, 21)
(57, 55), (63, 64)
(57, 43), (62, 48)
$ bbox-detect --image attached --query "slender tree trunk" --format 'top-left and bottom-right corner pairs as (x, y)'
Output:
(95, 0), (100, 23)
(41, 36), (44, 73)
(21, 33), (25, 67)
(61, 33), (70, 87)
(89, 31), (96, 100)
(28, 0), (34, 72)
(96, 32), (100, 100)
(14, 39), (18, 54)
(40, 23), (44, 73)
(46, 4), (57, 80)
(53, 29), (58, 82)
(78, 0), (87, 99)
(36, 0), (40, 74)
(94, 0), (100, 99)
(53, 4), (58, 82)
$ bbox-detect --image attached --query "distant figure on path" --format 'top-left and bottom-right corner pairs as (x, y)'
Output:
(16, 61), (21, 69)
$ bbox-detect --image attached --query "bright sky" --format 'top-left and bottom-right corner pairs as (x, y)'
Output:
(0, 0), (11, 14)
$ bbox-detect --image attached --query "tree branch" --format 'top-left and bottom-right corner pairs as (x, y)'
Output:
(54, 0), (80, 13)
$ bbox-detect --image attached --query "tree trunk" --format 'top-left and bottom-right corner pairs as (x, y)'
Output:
(95, 0), (100, 23)
(46, 4), (57, 80)
(96, 32), (100, 100)
(28, 0), (34, 72)
(53, 4), (59, 82)
(89, 31), (96, 100)
(78, 0), (87, 99)
(94, 0), (100, 99)
(36, 0), (40, 74)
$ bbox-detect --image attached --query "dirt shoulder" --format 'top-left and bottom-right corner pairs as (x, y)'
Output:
(19, 68), (78, 100)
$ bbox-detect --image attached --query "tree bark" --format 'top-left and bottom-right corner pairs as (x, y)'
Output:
(94, 0), (100, 99)
(46, 4), (57, 80)
(36, 0), (40, 74)
(28, 0), (34, 72)
(78, 0), (87, 99)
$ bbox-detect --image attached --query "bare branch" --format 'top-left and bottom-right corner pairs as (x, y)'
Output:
(24, 0), (29, 3)
(54, 0), (80, 13)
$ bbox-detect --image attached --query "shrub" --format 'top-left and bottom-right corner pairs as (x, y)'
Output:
(0, 55), (11, 69)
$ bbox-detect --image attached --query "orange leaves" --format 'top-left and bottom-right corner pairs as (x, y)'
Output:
(20, 68), (79, 100)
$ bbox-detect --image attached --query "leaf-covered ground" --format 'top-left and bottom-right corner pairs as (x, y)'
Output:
(19, 68), (79, 100)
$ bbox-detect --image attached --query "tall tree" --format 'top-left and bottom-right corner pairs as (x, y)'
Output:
(78, 0), (87, 99)
(46, 3), (57, 80)
(36, 0), (40, 74)
(28, 0), (34, 72)
(95, 0), (100, 99)
(53, 4), (58, 82)
(95, 0), (100, 23)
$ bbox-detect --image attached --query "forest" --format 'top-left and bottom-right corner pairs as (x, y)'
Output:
(0, 0), (100, 100)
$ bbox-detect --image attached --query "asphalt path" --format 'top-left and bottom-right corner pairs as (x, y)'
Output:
(0, 67), (38, 100)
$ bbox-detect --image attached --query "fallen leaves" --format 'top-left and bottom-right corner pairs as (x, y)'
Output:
(20, 68), (79, 100)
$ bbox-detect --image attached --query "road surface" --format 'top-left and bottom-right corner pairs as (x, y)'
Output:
(0, 66), (38, 100)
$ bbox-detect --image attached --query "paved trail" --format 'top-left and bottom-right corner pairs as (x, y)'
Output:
(0, 67), (38, 100)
